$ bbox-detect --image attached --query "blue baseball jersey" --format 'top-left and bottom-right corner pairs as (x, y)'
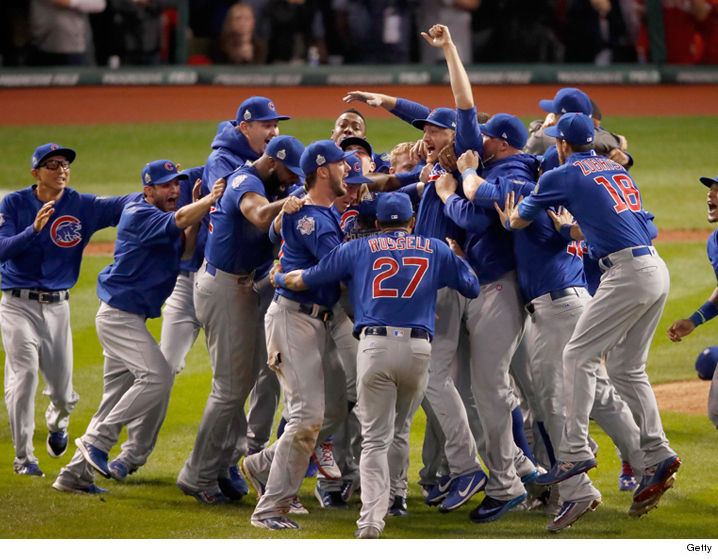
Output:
(177, 166), (208, 273)
(444, 154), (539, 284)
(301, 230), (480, 338)
(204, 164), (278, 278)
(0, 186), (132, 290)
(518, 150), (654, 260)
(276, 204), (344, 308)
(708, 229), (718, 285)
(202, 120), (261, 189)
(415, 106), (483, 246)
(97, 198), (184, 318)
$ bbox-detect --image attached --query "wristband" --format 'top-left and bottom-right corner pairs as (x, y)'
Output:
(461, 168), (478, 181)
(274, 272), (287, 289)
(690, 300), (718, 326)
(559, 223), (574, 241)
(504, 217), (514, 232)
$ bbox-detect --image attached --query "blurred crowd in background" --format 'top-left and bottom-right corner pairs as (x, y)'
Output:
(2, 0), (717, 68)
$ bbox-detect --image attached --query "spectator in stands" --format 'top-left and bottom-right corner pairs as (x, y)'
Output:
(266, 0), (315, 63)
(636, 0), (711, 63)
(419, 0), (479, 64)
(108, 0), (171, 65)
(29, 0), (107, 66)
(214, 3), (268, 63)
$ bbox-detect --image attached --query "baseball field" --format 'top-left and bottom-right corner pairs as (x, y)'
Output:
(1, 84), (718, 547)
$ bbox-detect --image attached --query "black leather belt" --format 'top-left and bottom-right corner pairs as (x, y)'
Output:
(526, 287), (581, 314)
(600, 246), (652, 269)
(10, 289), (69, 304)
(273, 292), (333, 322)
(363, 326), (430, 340)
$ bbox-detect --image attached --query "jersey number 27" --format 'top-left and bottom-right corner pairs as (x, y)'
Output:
(373, 257), (429, 298)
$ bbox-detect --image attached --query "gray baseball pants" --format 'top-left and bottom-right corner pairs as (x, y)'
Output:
(355, 327), (430, 533)
(560, 247), (676, 472)
(249, 296), (351, 520)
(1, 292), (79, 469)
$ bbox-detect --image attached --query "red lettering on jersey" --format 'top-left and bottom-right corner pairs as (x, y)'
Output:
(402, 257), (429, 298)
(566, 241), (585, 259)
(378, 237), (389, 250)
(396, 236), (406, 250)
(368, 238), (379, 253)
(406, 236), (415, 250)
(386, 237), (397, 250)
(573, 160), (591, 176)
(372, 257), (400, 297)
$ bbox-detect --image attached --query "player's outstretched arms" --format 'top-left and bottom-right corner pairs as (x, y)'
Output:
(421, 24), (473, 110)
(343, 91), (397, 110)
(175, 178), (226, 229)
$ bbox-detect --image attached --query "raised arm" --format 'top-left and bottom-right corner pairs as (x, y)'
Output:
(421, 24), (474, 110)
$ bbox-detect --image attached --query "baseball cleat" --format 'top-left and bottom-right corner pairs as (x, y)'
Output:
(314, 485), (348, 509)
(424, 474), (453, 506)
(288, 495), (309, 514)
(619, 461), (638, 492)
(521, 469), (540, 485)
(547, 497), (601, 533)
(355, 526), (381, 539)
(439, 469), (487, 513)
(240, 456), (266, 499)
(388, 495), (408, 516)
(313, 440), (341, 480)
(176, 480), (229, 505)
(108, 460), (129, 481)
(47, 430), (68, 458)
(52, 478), (109, 495)
(535, 458), (597, 486)
(469, 492), (527, 523)
(14, 461), (44, 477)
(218, 465), (249, 500)
(340, 479), (358, 503)
(250, 517), (299, 530)
(628, 455), (681, 517)
(75, 438), (111, 479)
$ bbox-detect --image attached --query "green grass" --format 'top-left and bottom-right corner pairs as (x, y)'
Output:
(1, 248), (717, 539)
(2, 116), (718, 540)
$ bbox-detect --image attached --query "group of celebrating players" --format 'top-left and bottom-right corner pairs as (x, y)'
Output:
(9, 24), (716, 539)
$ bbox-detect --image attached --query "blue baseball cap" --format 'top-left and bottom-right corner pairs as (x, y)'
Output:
(479, 113), (528, 150)
(539, 88), (593, 116)
(695, 346), (718, 380)
(300, 140), (355, 176)
(545, 113), (595, 145)
(412, 108), (457, 131)
(142, 160), (188, 186)
(699, 175), (718, 187)
(357, 192), (377, 217)
(236, 96), (290, 123)
(344, 154), (373, 185)
(265, 135), (304, 177)
(540, 145), (561, 173)
(339, 136), (374, 158)
(376, 191), (413, 223)
(32, 143), (76, 169)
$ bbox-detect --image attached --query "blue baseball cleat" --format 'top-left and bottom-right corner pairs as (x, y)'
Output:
(469, 492), (528, 523)
(218, 465), (249, 500)
(439, 469), (487, 512)
(628, 455), (681, 517)
(75, 438), (111, 479)
(424, 474), (453, 506)
(47, 430), (68, 458)
(536, 458), (597, 486)
(108, 460), (129, 481)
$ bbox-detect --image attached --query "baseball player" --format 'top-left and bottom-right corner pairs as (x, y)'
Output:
(53, 159), (225, 494)
(508, 112), (680, 520)
(330, 108), (391, 173)
(176, 135), (304, 504)
(274, 191), (481, 538)
(240, 140), (355, 530)
(199, 95), (291, 496)
(104, 166), (207, 482)
(667, 173), (718, 430)
(0, 143), (131, 478)
(694, 347), (718, 429)
(525, 87), (632, 168)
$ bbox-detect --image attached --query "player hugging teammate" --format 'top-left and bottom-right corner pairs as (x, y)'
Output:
(1, 22), (691, 540)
